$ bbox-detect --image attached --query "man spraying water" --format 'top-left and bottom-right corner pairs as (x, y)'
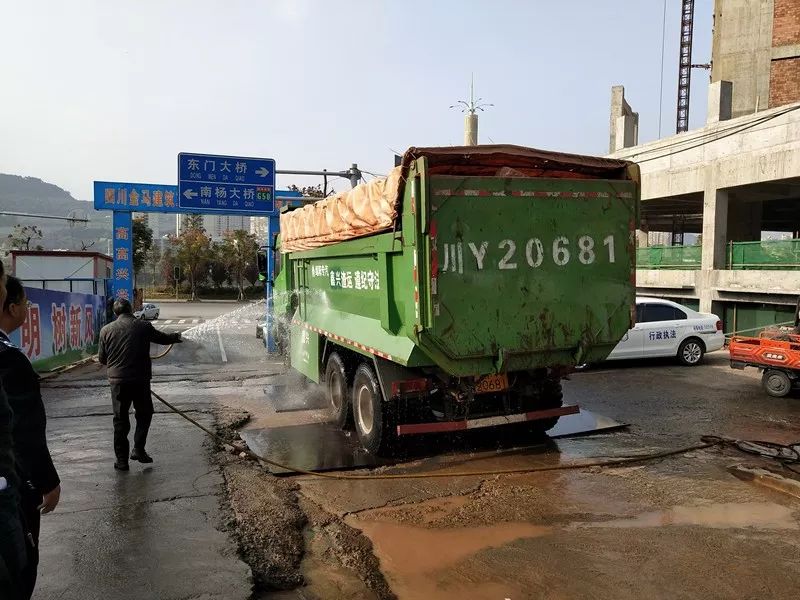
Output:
(98, 299), (182, 471)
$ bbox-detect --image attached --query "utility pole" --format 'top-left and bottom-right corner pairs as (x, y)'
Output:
(450, 75), (493, 146)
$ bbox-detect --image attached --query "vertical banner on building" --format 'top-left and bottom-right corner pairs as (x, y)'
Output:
(9, 287), (106, 372)
(112, 211), (134, 303)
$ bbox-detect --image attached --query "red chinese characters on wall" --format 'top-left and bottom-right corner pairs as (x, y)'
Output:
(51, 303), (67, 353)
(21, 304), (42, 359)
(84, 305), (95, 345)
(69, 304), (82, 349)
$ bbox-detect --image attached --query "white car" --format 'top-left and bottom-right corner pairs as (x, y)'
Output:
(134, 303), (160, 321)
(606, 297), (724, 366)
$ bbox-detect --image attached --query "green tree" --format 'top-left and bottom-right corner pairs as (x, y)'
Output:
(182, 214), (205, 232)
(145, 244), (162, 290)
(6, 224), (44, 250)
(160, 246), (179, 287)
(175, 226), (212, 301)
(222, 229), (259, 301)
(209, 245), (229, 289)
(132, 217), (153, 287)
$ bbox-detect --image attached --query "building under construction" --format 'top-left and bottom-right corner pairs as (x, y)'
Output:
(608, 0), (800, 333)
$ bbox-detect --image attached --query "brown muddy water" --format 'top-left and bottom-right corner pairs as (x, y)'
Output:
(347, 515), (547, 599)
(345, 498), (798, 599)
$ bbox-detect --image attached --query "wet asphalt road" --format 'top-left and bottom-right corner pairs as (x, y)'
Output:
(31, 303), (800, 599)
(34, 302), (274, 600)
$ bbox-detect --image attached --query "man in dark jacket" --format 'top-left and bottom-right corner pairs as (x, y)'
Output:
(98, 299), (182, 471)
(0, 277), (60, 599)
(0, 262), (28, 600)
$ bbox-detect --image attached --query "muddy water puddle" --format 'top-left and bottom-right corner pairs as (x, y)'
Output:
(347, 515), (547, 599)
(577, 501), (798, 531)
(346, 498), (798, 598)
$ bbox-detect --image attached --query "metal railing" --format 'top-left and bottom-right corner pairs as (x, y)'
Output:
(727, 239), (800, 270)
(637, 239), (800, 271)
(636, 245), (701, 269)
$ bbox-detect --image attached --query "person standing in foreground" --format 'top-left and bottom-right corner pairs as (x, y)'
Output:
(0, 262), (29, 600)
(0, 277), (60, 599)
(98, 299), (182, 471)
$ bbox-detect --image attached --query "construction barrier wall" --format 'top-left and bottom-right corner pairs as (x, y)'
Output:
(6, 286), (107, 372)
(728, 239), (800, 270)
(637, 245), (701, 269)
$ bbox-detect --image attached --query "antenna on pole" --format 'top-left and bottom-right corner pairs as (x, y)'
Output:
(450, 74), (493, 146)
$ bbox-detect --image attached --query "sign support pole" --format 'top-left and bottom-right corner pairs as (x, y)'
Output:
(265, 215), (280, 353)
(111, 211), (134, 304)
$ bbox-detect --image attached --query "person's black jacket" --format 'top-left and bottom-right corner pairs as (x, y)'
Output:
(98, 314), (181, 382)
(0, 333), (58, 494)
(0, 372), (15, 489)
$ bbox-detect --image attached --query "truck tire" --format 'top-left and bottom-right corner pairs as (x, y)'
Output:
(677, 338), (705, 366)
(325, 353), (352, 428)
(762, 369), (792, 397)
(352, 363), (395, 455)
(531, 377), (563, 433)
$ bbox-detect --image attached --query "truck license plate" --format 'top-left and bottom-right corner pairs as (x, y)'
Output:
(475, 374), (509, 394)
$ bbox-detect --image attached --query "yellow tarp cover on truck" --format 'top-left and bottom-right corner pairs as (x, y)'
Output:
(279, 167), (402, 252)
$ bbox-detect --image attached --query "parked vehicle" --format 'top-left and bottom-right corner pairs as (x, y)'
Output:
(606, 298), (723, 365)
(261, 145), (640, 454)
(729, 299), (800, 397)
(134, 302), (160, 320)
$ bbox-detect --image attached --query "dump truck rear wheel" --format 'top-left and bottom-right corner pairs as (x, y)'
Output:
(511, 375), (564, 434)
(352, 363), (395, 455)
(325, 353), (352, 428)
(762, 369), (792, 397)
(530, 377), (564, 432)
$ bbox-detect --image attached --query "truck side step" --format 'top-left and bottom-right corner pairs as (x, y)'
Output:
(396, 405), (579, 436)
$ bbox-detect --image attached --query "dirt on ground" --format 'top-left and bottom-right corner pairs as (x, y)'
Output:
(210, 355), (800, 600)
(213, 410), (394, 599)
(222, 458), (307, 590)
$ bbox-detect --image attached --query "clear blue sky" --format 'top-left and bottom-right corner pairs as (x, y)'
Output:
(0, 0), (713, 202)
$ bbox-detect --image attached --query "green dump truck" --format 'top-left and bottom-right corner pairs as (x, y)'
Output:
(264, 145), (639, 454)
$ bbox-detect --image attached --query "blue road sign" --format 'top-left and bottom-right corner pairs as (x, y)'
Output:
(178, 153), (276, 214)
(94, 182), (180, 213)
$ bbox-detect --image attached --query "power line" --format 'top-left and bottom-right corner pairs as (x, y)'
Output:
(658, 0), (667, 138)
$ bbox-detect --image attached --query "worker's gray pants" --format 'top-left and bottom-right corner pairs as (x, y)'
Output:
(110, 381), (153, 462)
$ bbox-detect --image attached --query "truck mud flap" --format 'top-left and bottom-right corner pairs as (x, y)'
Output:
(371, 355), (421, 402)
(396, 405), (579, 436)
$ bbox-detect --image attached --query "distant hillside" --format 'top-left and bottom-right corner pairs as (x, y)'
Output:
(0, 174), (215, 252)
(0, 174), (111, 251)
(0, 174), (89, 214)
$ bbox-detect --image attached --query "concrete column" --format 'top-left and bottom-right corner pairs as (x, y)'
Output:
(699, 184), (730, 313)
(707, 81), (733, 124)
(701, 188), (729, 270)
(614, 115), (638, 151)
(609, 85), (639, 152)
